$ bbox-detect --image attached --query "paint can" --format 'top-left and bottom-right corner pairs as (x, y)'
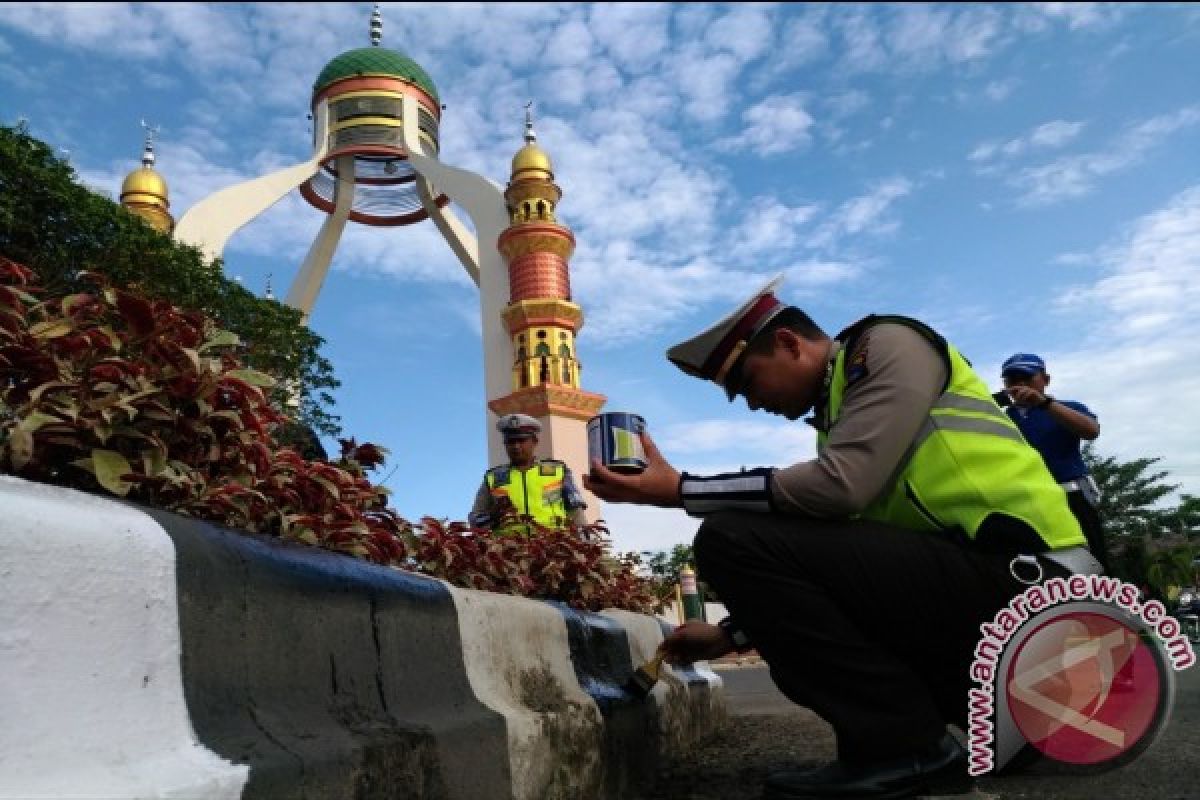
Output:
(587, 412), (647, 474)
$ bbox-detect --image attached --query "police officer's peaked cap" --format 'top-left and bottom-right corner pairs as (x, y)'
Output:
(497, 413), (542, 441)
(666, 274), (787, 401)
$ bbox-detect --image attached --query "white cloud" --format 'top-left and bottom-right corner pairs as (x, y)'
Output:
(984, 78), (1018, 102)
(714, 93), (815, 157)
(779, 11), (829, 66)
(809, 177), (913, 248)
(783, 260), (863, 292)
(1043, 185), (1200, 492)
(1014, 106), (1200, 206)
(667, 46), (744, 123)
(969, 118), (1085, 162)
(659, 418), (818, 471)
(728, 198), (819, 257)
(704, 3), (775, 62)
(1033, 3), (1126, 30)
(836, 8), (887, 73)
(1028, 119), (1085, 148)
(587, 3), (670, 75)
(837, 5), (1004, 74)
(602, 503), (701, 556)
(543, 17), (597, 68)
(571, 252), (775, 345)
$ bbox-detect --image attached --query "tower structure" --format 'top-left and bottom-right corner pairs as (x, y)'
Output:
(490, 110), (606, 518)
(169, 4), (602, 498)
(119, 122), (174, 234)
(173, 4), (448, 320)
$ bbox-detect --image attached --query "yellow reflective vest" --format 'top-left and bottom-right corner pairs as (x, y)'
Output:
(486, 460), (570, 532)
(817, 316), (1085, 552)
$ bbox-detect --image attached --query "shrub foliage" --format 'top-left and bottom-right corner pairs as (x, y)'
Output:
(0, 122), (340, 438)
(0, 256), (656, 613)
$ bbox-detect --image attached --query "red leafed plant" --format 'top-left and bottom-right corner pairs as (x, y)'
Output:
(0, 256), (658, 613)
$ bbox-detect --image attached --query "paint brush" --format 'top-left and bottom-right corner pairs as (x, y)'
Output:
(624, 649), (666, 699)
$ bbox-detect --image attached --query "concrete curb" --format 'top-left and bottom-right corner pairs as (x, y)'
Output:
(0, 476), (249, 800)
(0, 476), (726, 799)
(147, 506), (506, 800)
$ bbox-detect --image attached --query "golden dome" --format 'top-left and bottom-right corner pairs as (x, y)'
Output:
(120, 167), (169, 203)
(511, 143), (553, 176)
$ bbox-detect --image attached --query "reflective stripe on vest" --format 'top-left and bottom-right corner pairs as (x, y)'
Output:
(818, 318), (1085, 550)
(485, 461), (569, 530)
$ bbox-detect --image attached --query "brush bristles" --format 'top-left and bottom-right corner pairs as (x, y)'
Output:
(624, 652), (666, 698)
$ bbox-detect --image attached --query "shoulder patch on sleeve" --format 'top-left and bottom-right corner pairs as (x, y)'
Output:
(844, 333), (870, 387)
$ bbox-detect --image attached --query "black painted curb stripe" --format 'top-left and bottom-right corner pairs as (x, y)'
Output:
(145, 509), (511, 800)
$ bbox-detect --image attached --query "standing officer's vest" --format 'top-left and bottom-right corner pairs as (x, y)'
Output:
(817, 315), (1085, 552)
(486, 460), (570, 531)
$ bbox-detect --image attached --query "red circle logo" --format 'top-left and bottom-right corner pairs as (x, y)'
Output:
(1005, 611), (1165, 765)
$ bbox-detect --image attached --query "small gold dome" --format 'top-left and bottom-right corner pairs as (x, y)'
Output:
(120, 167), (169, 203)
(512, 143), (553, 176)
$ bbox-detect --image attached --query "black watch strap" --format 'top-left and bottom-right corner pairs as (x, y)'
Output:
(718, 616), (753, 653)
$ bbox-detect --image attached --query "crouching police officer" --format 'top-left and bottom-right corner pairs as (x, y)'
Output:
(585, 275), (1100, 799)
(468, 414), (588, 533)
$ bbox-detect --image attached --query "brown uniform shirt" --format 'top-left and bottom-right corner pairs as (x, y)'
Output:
(770, 322), (948, 517)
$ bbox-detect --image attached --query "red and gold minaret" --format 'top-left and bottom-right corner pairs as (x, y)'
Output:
(489, 108), (606, 518)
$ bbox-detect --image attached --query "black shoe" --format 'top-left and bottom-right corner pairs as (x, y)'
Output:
(762, 733), (973, 799)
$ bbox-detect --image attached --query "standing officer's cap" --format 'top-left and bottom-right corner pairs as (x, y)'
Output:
(497, 413), (542, 441)
(1001, 353), (1046, 376)
(666, 274), (787, 401)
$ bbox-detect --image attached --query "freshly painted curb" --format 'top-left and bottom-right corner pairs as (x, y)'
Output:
(0, 476), (249, 800)
(145, 507), (508, 800)
(0, 476), (727, 799)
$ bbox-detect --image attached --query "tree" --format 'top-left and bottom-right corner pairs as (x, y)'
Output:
(641, 542), (721, 606)
(642, 543), (695, 584)
(0, 123), (341, 439)
(1084, 444), (1200, 597)
(1166, 494), (1200, 539)
(1083, 443), (1178, 539)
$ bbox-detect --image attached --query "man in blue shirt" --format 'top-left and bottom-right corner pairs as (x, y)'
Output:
(999, 353), (1108, 571)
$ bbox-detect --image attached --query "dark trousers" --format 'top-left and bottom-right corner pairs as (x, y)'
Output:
(694, 511), (1031, 762)
(1067, 489), (1109, 572)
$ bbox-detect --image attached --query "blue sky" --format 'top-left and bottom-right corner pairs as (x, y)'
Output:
(2, 3), (1199, 555)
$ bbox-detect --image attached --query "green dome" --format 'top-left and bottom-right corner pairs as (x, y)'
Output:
(313, 47), (439, 103)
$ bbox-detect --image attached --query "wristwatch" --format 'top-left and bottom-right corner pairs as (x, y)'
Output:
(1037, 395), (1055, 409)
(717, 616), (753, 653)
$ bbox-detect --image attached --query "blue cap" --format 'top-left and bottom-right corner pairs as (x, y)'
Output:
(1002, 353), (1046, 376)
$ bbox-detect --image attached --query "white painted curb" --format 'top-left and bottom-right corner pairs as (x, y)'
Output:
(602, 608), (728, 757)
(444, 584), (605, 800)
(0, 477), (249, 799)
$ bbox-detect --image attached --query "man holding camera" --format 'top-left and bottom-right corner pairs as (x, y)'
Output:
(997, 353), (1108, 571)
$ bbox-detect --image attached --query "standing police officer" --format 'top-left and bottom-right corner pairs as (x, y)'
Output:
(585, 276), (1098, 799)
(469, 413), (588, 533)
(999, 353), (1108, 571)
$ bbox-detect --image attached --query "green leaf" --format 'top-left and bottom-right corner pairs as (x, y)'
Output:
(141, 446), (167, 477)
(225, 368), (276, 388)
(91, 449), (133, 496)
(199, 329), (241, 352)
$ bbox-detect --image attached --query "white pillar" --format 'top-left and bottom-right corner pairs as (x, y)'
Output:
(174, 101), (331, 265)
(401, 95), (514, 466)
(284, 154), (356, 320)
